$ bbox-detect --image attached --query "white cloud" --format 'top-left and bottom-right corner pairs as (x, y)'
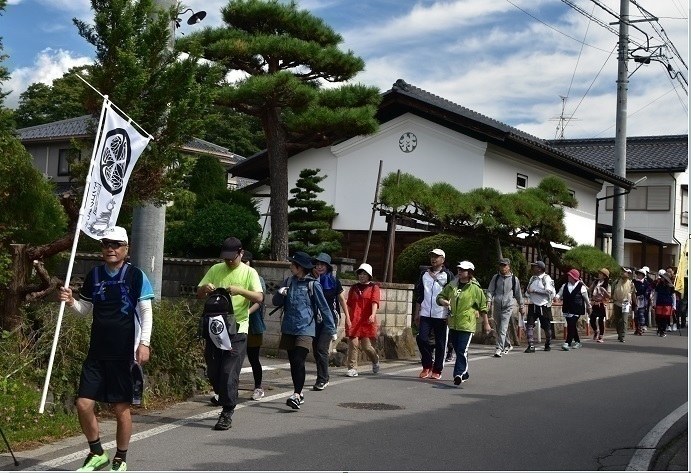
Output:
(5, 48), (92, 108)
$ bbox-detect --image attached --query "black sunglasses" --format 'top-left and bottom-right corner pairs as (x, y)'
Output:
(101, 240), (127, 250)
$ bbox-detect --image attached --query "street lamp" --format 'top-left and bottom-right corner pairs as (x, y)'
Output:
(175, 8), (206, 29)
(594, 176), (647, 251)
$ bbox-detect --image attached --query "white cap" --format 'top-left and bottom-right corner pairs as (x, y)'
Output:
(658, 269), (667, 277)
(100, 226), (128, 243)
(641, 266), (650, 273)
(429, 248), (445, 258)
(356, 263), (373, 278)
(635, 267), (647, 275)
(457, 261), (475, 270)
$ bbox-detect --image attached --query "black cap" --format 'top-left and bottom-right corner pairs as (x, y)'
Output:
(220, 237), (242, 259)
(241, 250), (254, 263)
(289, 251), (315, 269)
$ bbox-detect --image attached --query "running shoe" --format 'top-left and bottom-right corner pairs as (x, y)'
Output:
(110, 459), (127, 471)
(346, 369), (359, 377)
(251, 388), (265, 400)
(77, 452), (109, 471)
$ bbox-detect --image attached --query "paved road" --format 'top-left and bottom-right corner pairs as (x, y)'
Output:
(1, 330), (687, 471)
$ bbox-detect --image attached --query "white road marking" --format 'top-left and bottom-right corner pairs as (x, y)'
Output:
(626, 402), (688, 471)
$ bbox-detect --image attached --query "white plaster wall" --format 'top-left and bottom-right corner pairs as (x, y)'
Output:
(483, 144), (602, 245)
(284, 114), (489, 232)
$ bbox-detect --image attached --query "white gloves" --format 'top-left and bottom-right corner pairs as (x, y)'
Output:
(279, 287), (288, 296)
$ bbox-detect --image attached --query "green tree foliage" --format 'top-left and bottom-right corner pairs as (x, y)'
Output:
(379, 174), (577, 269)
(188, 155), (228, 204)
(166, 153), (262, 257)
(72, 0), (223, 206)
(562, 245), (620, 280)
(394, 234), (527, 287)
(201, 106), (265, 158)
(179, 0), (381, 260)
(288, 168), (342, 256)
(13, 67), (90, 128)
(165, 202), (261, 257)
(0, 0), (67, 288)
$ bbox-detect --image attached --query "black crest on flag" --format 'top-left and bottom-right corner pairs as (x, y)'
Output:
(100, 127), (131, 195)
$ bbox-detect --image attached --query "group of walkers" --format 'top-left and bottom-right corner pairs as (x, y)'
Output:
(412, 248), (687, 388)
(57, 227), (685, 471)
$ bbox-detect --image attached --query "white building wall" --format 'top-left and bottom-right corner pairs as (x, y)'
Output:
(250, 113), (608, 246)
(483, 145), (602, 246)
(597, 172), (681, 244)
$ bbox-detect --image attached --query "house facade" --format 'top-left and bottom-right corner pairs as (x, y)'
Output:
(231, 79), (633, 278)
(550, 135), (688, 270)
(17, 115), (245, 191)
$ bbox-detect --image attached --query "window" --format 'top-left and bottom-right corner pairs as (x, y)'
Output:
(57, 149), (72, 176)
(682, 185), (688, 226)
(516, 173), (528, 189)
(604, 185), (670, 211)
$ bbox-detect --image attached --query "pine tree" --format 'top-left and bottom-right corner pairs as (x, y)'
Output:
(180, 0), (380, 260)
(288, 168), (342, 256)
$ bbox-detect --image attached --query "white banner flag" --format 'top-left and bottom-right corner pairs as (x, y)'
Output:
(81, 101), (151, 240)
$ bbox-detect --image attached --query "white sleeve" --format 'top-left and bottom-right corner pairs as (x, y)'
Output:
(138, 299), (153, 347)
(68, 299), (93, 317)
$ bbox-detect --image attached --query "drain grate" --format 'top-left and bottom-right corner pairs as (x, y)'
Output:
(338, 402), (404, 410)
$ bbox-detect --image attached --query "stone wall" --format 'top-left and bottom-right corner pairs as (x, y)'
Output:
(58, 255), (416, 360)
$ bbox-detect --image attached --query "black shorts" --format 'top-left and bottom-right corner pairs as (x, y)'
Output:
(526, 305), (553, 325)
(78, 358), (135, 404)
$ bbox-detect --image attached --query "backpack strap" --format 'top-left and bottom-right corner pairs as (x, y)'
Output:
(92, 263), (140, 326)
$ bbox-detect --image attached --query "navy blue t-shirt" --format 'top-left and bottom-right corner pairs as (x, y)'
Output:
(78, 263), (154, 360)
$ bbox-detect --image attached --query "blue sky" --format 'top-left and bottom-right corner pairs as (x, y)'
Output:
(2, 0), (688, 140)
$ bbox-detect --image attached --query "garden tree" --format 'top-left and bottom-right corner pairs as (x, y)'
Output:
(393, 234), (527, 287)
(1, 0), (222, 326)
(287, 168), (342, 256)
(13, 66), (90, 128)
(188, 154), (228, 204)
(0, 0), (72, 330)
(201, 105), (266, 158)
(166, 155), (262, 256)
(562, 245), (620, 282)
(71, 0), (223, 205)
(179, 0), (381, 261)
(379, 173), (578, 270)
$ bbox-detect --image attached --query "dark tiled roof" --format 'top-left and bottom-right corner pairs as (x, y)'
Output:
(17, 116), (243, 162)
(17, 115), (94, 140)
(230, 79), (634, 188)
(548, 135), (688, 172)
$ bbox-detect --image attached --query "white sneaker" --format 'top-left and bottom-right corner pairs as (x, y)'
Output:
(346, 369), (359, 377)
(671, 324), (678, 331)
(493, 349), (502, 358)
(372, 358), (380, 374)
(251, 388), (264, 400)
(503, 345), (513, 355)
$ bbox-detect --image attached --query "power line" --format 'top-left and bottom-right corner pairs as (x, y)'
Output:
(504, 0), (611, 53)
(592, 86), (687, 137)
(562, 44), (617, 133)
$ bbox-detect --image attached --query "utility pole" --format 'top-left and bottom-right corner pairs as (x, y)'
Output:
(611, 0), (629, 266)
(129, 0), (176, 300)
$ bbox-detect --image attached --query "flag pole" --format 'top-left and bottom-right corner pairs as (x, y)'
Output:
(75, 74), (153, 140)
(39, 97), (110, 414)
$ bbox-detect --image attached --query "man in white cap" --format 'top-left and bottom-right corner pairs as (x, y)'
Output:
(414, 248), (455, 379)
(58, 226), (154, 472)
(524, 261), (556, 352)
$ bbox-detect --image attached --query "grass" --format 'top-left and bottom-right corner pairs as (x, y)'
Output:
(0, 298), (210, 454)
